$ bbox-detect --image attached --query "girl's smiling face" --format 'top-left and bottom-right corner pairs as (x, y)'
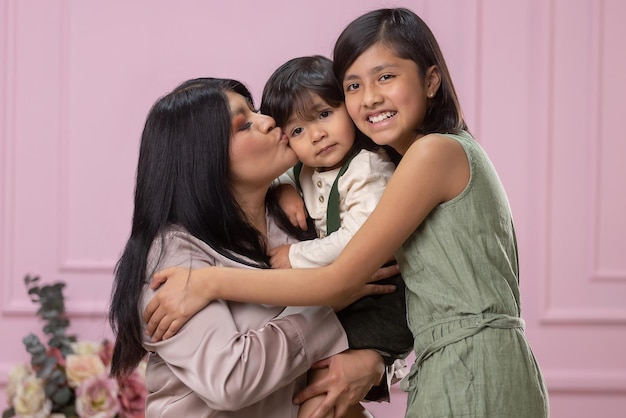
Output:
(342, 42), (439, 155)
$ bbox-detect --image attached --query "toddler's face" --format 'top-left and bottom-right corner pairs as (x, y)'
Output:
(283, 95), (355, 171)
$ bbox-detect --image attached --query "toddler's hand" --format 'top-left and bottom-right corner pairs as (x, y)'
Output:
(268, 244), (293, 269)
(276, 184), (308, 230)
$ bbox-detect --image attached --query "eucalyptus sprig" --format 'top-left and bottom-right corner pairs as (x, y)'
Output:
(22, 275), (77, 415)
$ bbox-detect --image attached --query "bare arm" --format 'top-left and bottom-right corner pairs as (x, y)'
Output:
(145, 135), (468, 335)
(193, 135), (468, 304)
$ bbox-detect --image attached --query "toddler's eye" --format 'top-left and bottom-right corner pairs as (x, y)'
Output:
(319, 110), (331, 119)
(291, 127), (303, 137)
(345, 83), (359, 92)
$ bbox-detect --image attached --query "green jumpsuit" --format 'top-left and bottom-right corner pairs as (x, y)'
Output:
(396, 131), (549, 417)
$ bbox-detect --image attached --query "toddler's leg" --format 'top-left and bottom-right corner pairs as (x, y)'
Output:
(343, 403), (375, 418)
(297, 369), (332, 418)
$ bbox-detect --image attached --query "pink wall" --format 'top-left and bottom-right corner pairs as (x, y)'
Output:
(1, 1), (625, 416)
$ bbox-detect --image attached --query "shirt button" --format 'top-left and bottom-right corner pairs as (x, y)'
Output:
(319, 195), (325, 203)
(317, 180), (323, 188)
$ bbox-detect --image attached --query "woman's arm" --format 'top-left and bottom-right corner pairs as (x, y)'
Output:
(146, 299), (348, 410)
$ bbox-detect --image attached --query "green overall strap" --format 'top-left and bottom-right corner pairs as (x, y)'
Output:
(293, 161), (303, 190)
(326, 154), (357, 235)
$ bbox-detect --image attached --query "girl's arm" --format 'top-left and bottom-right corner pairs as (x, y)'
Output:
(204, 135), (467, 300)
(288, 150), (394, 268)
(145, 263), (401, 340)
(145, 135), (468, 336)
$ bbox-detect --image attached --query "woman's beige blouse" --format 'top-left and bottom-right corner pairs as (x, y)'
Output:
(140, 222), (348, 417)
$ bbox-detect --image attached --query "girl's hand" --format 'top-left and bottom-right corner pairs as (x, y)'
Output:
(370, 261), (400, 282)
(268, 244), (293, 269)
(293, 349), (385, 418)
(276, 184), (308, 230)
(331, 263), (400, 311)
(143, 267), (212, 341)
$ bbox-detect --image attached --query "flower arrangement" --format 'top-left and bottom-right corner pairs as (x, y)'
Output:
(3, 275), (147, 418)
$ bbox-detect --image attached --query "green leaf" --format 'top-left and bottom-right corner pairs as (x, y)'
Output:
(22, 333), (40, 347)
(49, 368), (66, 385)
(52, 386), (73, 405)
(38, 356), (57, 379)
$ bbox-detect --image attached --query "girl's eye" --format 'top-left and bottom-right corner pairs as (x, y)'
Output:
(291, 127), (303, 137)
(379, 74), (394, 81)
(345, 83), (359, 92)
(319, 110), (331, 119)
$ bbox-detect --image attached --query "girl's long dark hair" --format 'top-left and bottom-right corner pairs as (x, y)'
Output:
(109, 78), (312, 377)
(333, 8), (467, 136)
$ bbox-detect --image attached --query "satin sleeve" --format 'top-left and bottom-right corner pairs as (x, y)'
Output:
(141, 230), (348, 411)
(143, 302), (347, 410)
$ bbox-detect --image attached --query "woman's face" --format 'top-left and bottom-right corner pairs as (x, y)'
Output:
(227, 91), (297, 189)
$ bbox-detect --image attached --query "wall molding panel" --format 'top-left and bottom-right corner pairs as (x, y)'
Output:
(1, 1), (625, 416)
(541, 0), (626, 324)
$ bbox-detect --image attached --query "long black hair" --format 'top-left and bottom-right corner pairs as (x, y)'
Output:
(333, 8), (467, 135)
(109, 78), (312, 377)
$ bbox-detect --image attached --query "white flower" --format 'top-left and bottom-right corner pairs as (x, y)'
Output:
(12, 374), (52, 418)
(6, 363), (34, 404)
(71, 340), (102, 356)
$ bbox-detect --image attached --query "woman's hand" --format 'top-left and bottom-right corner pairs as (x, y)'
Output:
(143, 267), (213, 341)
(293, 349), (385, 418)
(276, 183), (308, 230)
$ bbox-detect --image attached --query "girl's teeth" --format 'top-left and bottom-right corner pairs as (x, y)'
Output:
(369, 111), (396, 123)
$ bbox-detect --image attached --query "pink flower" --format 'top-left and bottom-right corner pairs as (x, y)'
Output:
(99, 339), (114, 368)
(75, 375), (119, 418)
(66, 354), (106, 387)
(46, 347), (66, 368)
(117, 368), (147, 418)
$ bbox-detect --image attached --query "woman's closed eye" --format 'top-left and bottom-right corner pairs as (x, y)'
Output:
(237, 121), (253, 131)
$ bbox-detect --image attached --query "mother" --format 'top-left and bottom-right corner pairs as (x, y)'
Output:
(107, 78), (387, 417)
